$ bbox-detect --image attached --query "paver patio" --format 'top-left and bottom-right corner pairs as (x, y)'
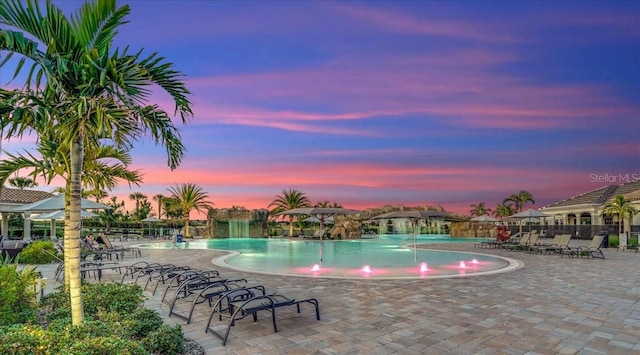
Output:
(39, 239), (640, 354)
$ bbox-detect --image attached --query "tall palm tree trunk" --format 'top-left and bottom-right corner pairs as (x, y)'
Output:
(67, 135), (85, 325)
(184, 213), (190, 237)
(289, 217), (294, 237)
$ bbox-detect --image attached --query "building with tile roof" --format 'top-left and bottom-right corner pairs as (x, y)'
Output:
(539, 179), (640, 240)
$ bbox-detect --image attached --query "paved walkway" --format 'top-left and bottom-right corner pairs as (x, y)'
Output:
(37, 239), (640, 354)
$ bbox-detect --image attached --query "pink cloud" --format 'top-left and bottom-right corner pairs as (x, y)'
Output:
(329, 3), (520, 43)
(182, 48), (638, 134)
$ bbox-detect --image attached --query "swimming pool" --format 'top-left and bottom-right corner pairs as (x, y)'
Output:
(137, 235), (520, 279)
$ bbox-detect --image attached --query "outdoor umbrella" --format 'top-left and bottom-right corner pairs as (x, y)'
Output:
(371, 210), (453, 260)
(470, 215), (499, 222)
(31, 209), (98, 238)
(13, 194), (111, 212)
(509, 209), (549, 234)
(13, 194), (111, 240)
(275, 207), (359, 263)
(31, 210), (98, 220)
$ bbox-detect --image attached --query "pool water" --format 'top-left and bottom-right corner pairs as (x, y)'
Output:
(137, 235), (519, 279)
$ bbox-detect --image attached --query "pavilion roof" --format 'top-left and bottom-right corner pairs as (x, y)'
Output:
(0, 187), (53, 205)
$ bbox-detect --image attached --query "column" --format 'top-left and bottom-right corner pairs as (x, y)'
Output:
(1, 212), (8, 238)
(23, 211), (31, 241)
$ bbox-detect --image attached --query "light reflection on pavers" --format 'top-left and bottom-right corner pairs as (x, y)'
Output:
(38, 240), (640, 354)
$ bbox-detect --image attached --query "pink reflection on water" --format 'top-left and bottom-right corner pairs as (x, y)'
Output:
(292, 265), (335, 277)
(419, 262), (429, 273)
(344, 265), (390, 278)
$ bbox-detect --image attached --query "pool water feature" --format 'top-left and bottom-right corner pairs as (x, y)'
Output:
(137, 235), (520, 279)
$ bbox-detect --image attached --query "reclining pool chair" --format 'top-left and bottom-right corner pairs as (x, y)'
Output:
(98, 234), (142, 258)
(206, 288), (320, 346)
(561, 234), (605, 259)
(531, 234), (572, 254)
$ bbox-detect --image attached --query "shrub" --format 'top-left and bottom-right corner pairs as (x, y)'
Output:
(143, 324), (185, 355)
(81, 283), (145, 315)
(123, 308), (164, 339)
(18, 241), (59, 264)
(0, 324), (50, 355)
(0, 264), (39, 326)
(41, 282), (145, 323)
(62, 336), (147, 355)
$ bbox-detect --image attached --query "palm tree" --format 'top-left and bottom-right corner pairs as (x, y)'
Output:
(314, 200), (343, 208)
(98, 196), (126, 233)
(153, 194), (165, 219)
(494, 203), (514, 221)
(0, 139), (142, 196)
(0, 138), (142, 284)
(268, 188), (311, 237)
(129, 192), (147, 219)
(7, 176), (38, 189)
(0, 0), (192, 325)
(85, 189), (108, 203)
(469, 202), (492, 217)
(601, 194), (638, 235)
(166, 183), (214, 237)
(503, 190), (535, 213)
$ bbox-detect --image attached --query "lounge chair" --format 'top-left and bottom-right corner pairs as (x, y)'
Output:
(502, 232), (531, 251)
(168, 278), (255, 324)
(206, 288), (320, 346)
(561, 235), (605, 259)
(97, 234), (142, 257)
(522, 233), (540, 252)
(531, 234), (572, 254)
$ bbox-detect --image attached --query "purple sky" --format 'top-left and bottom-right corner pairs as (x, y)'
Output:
(2, 1), (639, 216)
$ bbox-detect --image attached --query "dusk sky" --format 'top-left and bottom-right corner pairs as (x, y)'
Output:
(2, 1), (639, 217)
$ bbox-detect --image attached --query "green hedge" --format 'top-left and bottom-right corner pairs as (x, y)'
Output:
(3, 282), (186, 354)
(18, 241), (60, 264)
(0, 264), (39, 326)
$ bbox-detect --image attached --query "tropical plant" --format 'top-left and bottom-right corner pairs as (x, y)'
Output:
(135, 199), (152, 220)
(153, 194), (165, 219)
(0, 263), (39, 326)
(7, 176), (38, 189)
(601, 194), (638, 234)
(84, 188), (108, 202)
(162, 196), (183, 219)
(503, 190), (535, 212)
(97, 196), (126, 233)
(129, 192), (147, 219)
(494, 203), (515, 221)
(0, 0), (192, 325)
(0, 139), (142, 195)
(469, 202), (492, 217)
(268, 188), (311, 237)
(314, 200), (343, 208)
(166, 183), (213, 237)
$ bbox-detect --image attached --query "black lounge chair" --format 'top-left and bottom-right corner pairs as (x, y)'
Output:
(142, 265), (190, 290)
(153, 268), (219, 296)
(206, 288), (320, 346)
(160, 272), (227, 304)
(168, 278), (253, 324)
